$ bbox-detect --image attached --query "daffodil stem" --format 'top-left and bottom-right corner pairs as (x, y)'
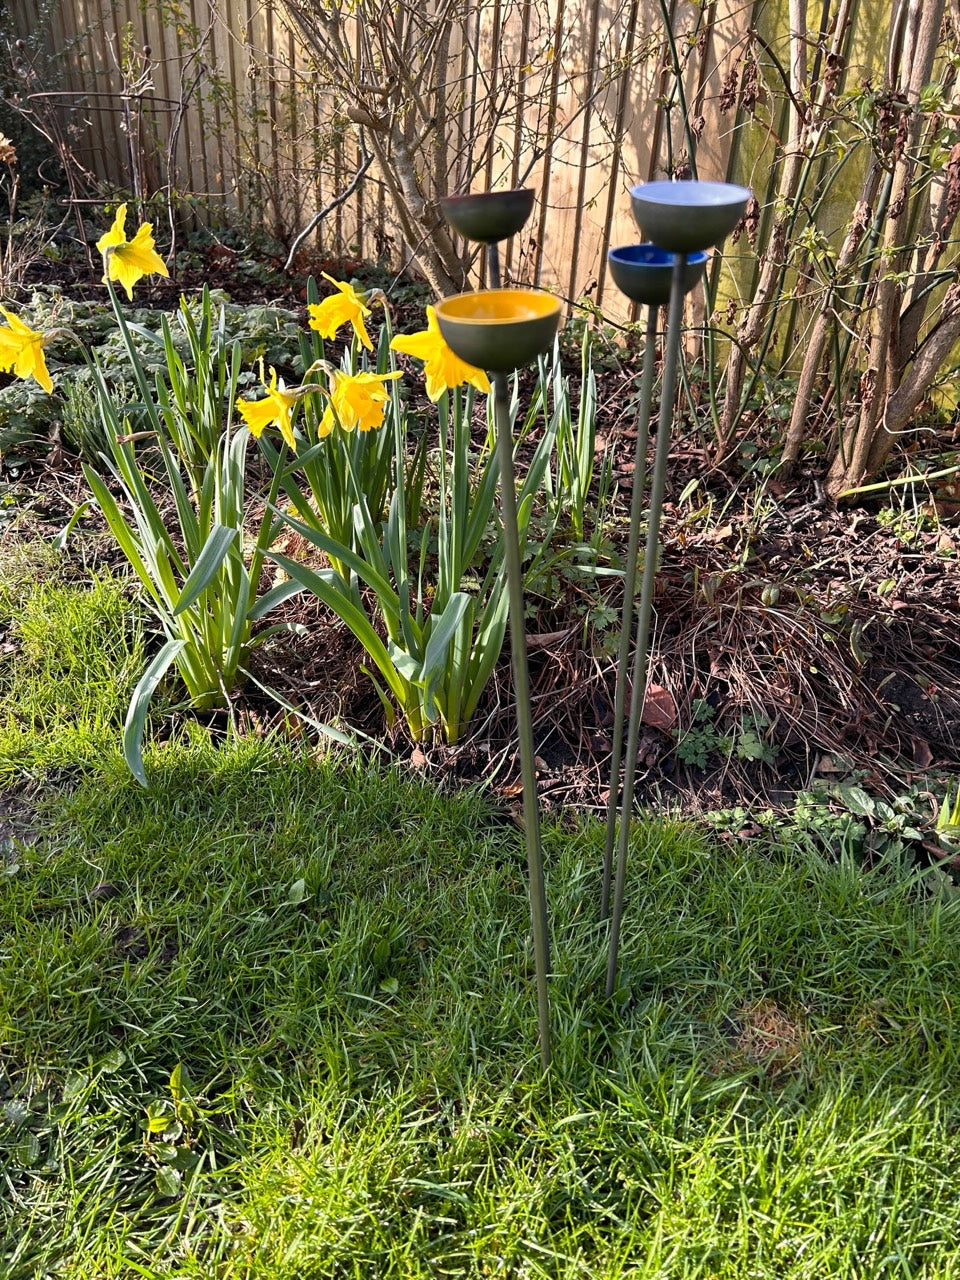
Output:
(605, 253), (687, 1000)
(102, 271), (163, 440)
(600, 304), (659, 922)
(493, 369), (551, 1071)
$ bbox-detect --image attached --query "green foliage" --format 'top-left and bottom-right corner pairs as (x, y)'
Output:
(0, 380), (56, 459)
(0, 566), (145, 778)
(675, 697), (720, 768)
(542, 326), (604, 541)
(273, 374), (561, 744)
(153, 286), (249, 492)
(875, 498), (942, 548)
(0, 289), (306, 465)
(675, 698), (778, 769)
(81, 278), (289, 784)
(707, 775), (960, 889)
(3, 726), (960, 1275)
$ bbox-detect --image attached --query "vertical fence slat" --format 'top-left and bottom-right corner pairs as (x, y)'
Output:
(533, 0), (569, 288)
(565, 0), (602, 309)
(594, 0), (641, 313)
(188, 0), (213, 209)
(220, 3), (244, 216)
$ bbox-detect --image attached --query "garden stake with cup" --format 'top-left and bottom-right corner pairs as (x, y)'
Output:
(600, 244), (708, 924)
(603, 181), (751, 998)
(437, 188), (560, 1070)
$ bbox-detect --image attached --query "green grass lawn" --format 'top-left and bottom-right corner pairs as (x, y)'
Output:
(2, 554), (960, 1278)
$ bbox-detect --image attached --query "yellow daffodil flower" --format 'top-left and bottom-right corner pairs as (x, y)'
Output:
(307, 274), (373, 351)
(97, 203), (169, 300)
(390, 305), (491, 402)
(319, 369), (402, 437)
(0, 307), (53, 393)
(237, 367), (300, 451)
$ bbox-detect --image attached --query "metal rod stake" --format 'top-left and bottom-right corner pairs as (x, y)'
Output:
(493, 366), (552, 1070)
(600, 305), (659, 921)
(605, 253), (688, 998)
(488, 241), (502, 290)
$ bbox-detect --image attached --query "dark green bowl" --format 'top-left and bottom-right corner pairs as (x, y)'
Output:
(608, 244), (708, 305)
(435, 289), (561, 372)
(439, 189), (536, 244)
(630, 180), (751, 253)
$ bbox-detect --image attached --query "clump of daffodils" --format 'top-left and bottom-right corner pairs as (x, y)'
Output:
(0, 209), (490, 451)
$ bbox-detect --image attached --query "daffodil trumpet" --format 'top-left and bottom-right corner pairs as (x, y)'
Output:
(237, 365), (318, 452)
(389, 305), (490, 402)
(307, 273), (378, 352)
(97, 203), (169, 300)
(0, 307), (54, 393)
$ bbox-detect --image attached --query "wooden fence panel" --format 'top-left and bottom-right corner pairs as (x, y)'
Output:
(9, 0), (753, 316)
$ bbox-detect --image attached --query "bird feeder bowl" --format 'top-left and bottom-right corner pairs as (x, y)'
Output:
(607, 244), (708, 306)
(439, 188), (536, 244)
(434, 288), (561, 372)
(629, 180), (751, 254)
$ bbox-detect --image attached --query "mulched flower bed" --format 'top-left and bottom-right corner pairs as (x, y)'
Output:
(3, 251), (958, 820)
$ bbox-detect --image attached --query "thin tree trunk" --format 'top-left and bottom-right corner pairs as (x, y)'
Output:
(861, 284), (960, 478)
(827, 0), (946, 496)
(718, 0), (855, 453)
(780, 177), (882, 473)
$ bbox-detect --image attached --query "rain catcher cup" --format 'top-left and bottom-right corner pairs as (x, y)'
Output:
(434, 289), (561, 371)
(607, 244), (707, 306)
(439, 188), (536, 245)
(629, 179), (750, 254)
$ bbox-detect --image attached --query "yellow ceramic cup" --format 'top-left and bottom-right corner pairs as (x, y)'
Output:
(434, 289), (562, 373)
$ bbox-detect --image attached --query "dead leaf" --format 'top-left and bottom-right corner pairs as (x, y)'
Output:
(705, 523), (734, 542)
(911, 737), (934, 769)
(815, 753), (844, 774)
(527, 626), (576, 650)
(641, 685), (677, 731)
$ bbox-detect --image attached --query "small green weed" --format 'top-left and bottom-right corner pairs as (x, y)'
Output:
(675, 698), (778, 769)
(876, 497), (941, 546)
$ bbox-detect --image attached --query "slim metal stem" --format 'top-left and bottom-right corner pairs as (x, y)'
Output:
(600, 305), (659, 922)
(487, 241), (502, 289)
(605, 254), (688, 998)
(493, 369), (552, 1070)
